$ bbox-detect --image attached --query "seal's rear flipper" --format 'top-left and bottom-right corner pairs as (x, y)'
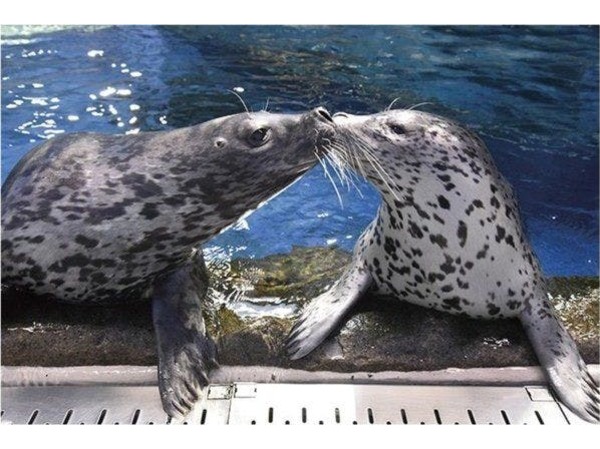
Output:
(151, 250), (218, 419)
(520, 297), (599, 423)
(286, 260), (373, 360)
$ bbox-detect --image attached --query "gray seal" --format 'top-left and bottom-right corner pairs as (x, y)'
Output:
(1, 106), (335, 418)
(286, 109), (599, 423)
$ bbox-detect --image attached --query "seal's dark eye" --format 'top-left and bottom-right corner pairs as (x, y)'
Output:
(249, 127), (270, 147)
(390, 124), (407, 135)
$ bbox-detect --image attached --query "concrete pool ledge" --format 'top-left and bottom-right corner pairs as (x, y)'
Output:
(2, 249), (598, 373)
(3, 364), (599, 387)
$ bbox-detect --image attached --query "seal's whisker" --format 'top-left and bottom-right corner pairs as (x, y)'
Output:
(315, 150), (344, 208)
(325, 139), (364, 197)
(407, 101), (434, 111)
(325, 142), (352, 184)
(325, 152), (348, 188)
(341, 133), (368, 181)
(228, 89), (250, 114)
(263, 97), (270, 112)
(386, 97), (404, 111)
(349, 132), (401, 202)
(328, 150), (361, 196)
(335, 146), (364, 195)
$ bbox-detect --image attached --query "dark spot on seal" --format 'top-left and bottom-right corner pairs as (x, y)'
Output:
(457, 278), (469, 289)
(442, 297), (462, 311)
(85, 199), (136, 225)
(75, 235), (99, 249)
(507, 300), (521, 310)
(476, 244), (489, 259)
(437, 195), (450, 209)
(384, 237), (398, 260)
(427, 272), (445, 282)
(90, 272), (109, 285)
(408, 221), (423, 239)
(444, 183), (455, 191)
(121, 173), (164, 199)
(429, 234), (448, 249)
(48, 253), (91, 273)
(140, 202), (160, 220)
(495, 225), (506, 243)
(457, 220), (467, 247)
(487, 303), (501, 316)
(505, 234), (515, 248)
(440, 254), (456, 274)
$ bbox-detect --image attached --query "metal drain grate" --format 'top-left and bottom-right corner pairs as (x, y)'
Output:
(1, 382), (584, 425)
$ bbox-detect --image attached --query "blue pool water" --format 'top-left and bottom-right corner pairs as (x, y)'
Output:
(1, 25), (598, 276)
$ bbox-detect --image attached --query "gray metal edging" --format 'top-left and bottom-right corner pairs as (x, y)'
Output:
(3, 364), (599, 387)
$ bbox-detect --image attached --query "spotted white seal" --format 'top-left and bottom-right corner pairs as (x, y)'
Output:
(286, 109), (599, 423)
(1, 106), (335, 418)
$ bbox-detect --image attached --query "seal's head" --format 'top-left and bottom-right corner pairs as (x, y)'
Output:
(194, 107), (335, 212)
(330, 109), (495, 194)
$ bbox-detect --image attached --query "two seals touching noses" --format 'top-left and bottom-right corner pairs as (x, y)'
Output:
(286, 109), (599, 423)
(1, 107), (335, 418)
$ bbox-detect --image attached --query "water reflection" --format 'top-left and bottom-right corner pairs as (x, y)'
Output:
(1, 25), (598, 277)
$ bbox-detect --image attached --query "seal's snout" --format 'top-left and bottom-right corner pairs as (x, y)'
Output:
(314, 107), (334, 123)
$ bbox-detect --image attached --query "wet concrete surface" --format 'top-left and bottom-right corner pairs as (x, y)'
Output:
(2, 246), (598, 371)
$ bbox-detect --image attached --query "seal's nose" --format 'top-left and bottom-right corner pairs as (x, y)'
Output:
(314, 107), (334, 123)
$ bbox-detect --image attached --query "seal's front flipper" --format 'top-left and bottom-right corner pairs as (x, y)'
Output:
(286, 260), (372, 360)
(151, 250), (218, 419)
(520, 296), (599, 423)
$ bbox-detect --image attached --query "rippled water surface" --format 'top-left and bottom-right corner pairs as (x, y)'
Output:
(1, 25), (598, 276)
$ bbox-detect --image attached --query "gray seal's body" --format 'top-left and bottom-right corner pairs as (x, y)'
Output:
(2, 107), (335, 418)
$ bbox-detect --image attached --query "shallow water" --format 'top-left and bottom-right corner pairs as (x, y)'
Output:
(1, 25), (598, 276)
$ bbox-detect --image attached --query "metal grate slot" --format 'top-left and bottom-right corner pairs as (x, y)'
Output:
(27, 410), (38, 425)
(501, 410), (510, 424)
(62, 409), (73, 424)
(535, 411), (544, 425)
(467, 409), (476, 424)
(131, 409), (140, 424)
(401, 408), (408, 424)
(97, 409), (107, 424)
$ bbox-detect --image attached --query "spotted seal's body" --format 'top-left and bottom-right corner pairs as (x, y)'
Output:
(287, 109), (599, 422)
(1, 107), (335, 418)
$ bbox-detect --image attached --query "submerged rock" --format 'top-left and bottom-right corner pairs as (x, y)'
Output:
(2, 246), (598, 370)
